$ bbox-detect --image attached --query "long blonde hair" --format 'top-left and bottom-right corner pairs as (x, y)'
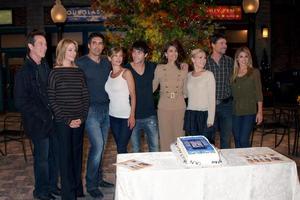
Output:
(232, 46), (253, 82)
(56, 38), (78, 66)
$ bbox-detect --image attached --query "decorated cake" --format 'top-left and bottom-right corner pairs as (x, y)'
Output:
(176, 135), (220, 165)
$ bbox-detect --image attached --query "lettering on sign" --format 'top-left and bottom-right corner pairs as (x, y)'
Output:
(66, 7), (106, 22)
(206, 6), (242, 20)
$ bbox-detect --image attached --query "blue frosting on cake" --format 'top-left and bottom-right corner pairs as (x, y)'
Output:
(179, 135), (215, 155)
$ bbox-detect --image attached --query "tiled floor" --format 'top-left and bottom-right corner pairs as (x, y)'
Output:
(0, 132), (117, 200)
(1, 116), (300, 200)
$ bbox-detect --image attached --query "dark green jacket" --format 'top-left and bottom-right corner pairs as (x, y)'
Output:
(232, 68), (263, 116)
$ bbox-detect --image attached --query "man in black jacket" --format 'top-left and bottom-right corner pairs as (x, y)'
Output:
(14, 30), (59, 200)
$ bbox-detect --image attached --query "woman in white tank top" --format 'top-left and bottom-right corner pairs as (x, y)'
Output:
(105, 47), (136, 153)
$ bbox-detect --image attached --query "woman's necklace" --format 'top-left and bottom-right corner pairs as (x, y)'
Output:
(111, 67), (123, 78)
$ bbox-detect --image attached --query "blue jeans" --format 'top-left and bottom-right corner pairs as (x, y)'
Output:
(232, 114), (256, 148)
(85, 106), (110, 191)
(32, 134), (59, 197)
(211, 100), (233, 149)
(131, 115), (159, 152)
(55, 121), (84, 200)
(110, 116), (132, 153)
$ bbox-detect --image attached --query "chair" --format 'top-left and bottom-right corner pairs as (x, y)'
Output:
(0, 145), (4, 156)
(251, 107), (291, 154)
(0, 113), (32, 162)
(292, 108), (300, 155)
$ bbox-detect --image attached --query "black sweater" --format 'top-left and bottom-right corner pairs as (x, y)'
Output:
(47, 67), (89, 124)
(14, 56), (54, 139)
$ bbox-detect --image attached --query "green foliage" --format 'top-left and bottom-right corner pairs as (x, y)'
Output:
(92, 0), (217, 62)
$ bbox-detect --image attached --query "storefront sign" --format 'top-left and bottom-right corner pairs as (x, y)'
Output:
(65, 6), (241, 23)
(66, 7), (106, 23)
(206, 6), (242, 20)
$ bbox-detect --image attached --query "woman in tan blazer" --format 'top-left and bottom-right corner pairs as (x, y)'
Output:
(153, 40), (188, 151)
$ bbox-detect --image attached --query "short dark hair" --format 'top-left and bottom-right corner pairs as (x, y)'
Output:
(26, 29), (46, 53)
(88, 32), (105, 44)
(132, 40), (149, 54)
(210, 33), (226, 45)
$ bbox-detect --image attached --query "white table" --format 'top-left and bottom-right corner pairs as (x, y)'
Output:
(115, 147), (300, 200)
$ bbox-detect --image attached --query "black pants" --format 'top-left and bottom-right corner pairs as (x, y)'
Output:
(55, 121), (84, 200)
(31, 133), (59, 197)
(110, 116), (132, 153)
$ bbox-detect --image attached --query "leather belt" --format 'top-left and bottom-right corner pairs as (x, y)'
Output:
(164, 92), (178, 99)
(216, 96), (233, 105)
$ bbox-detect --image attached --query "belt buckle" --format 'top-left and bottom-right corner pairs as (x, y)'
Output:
(170, 92), (175, 99)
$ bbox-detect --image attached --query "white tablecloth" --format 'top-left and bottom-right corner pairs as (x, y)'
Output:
(115, 147), (300, 200)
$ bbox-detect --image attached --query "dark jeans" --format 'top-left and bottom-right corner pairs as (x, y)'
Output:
(232, 114), (256, 148)
(211, 100), (233, 148)
(196, 125), (215, 145)
(32, 134), (59, 197)
(131, 115), (159, 152)
(55, 121), (84, 200)
(110, 116), (133, 153)
(85, 106), (110, 191)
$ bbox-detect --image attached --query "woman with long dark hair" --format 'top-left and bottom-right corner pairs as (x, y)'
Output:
(153, 40), (188, 151)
